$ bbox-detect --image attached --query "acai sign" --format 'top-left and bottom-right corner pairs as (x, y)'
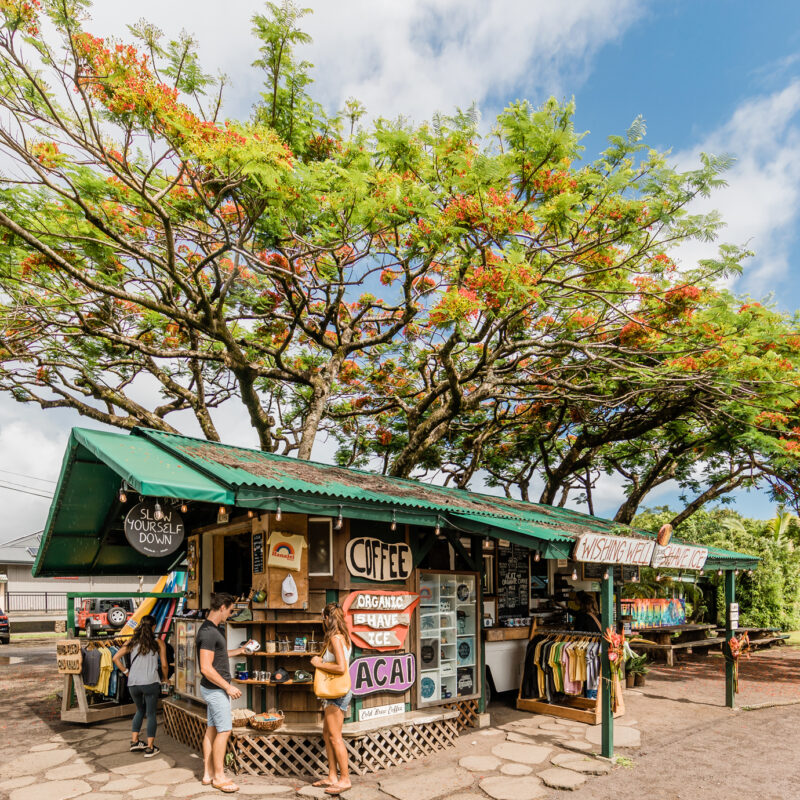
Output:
(124, 500), (185, 557)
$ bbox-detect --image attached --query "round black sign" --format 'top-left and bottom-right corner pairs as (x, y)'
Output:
(124, 500), (185, 557)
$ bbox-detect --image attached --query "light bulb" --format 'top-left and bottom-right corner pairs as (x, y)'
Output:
(335, 507), (343, 530)
(571, 568), (578, 581)
(717, 569), (723, 576)
(603, 570), (609, 581)
(390, 511), (397, 531)
(734, 569), (739, 576)
(434, 519), (440, 536)
(247, 510), (254, 519)
(119, 488), (127, 504)
(655, 573), (662, 582)
(153, 501), (164, 521)
(217, 505), (227, 523)
(534, 550), (541, 562)
(180, 503), (188, 514)
(275, 499), (282, 522)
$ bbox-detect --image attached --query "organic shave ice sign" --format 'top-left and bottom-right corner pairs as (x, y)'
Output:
(350, 653), (416, 696)
(342, 590), (420, 651)
(573, 533), (655, 566)
(345, 537), (413, 582)
(124, 500), (185, 557)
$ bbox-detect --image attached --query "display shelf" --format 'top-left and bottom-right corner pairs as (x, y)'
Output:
(233, 678), (314, 687)
(229, 619), (323, 626)
(245, 651), (322, 658)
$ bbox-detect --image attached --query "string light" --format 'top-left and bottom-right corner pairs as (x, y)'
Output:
(180, 502), (188, 514)
(603, 570), (609, 581)
(247, 510), (254, 519)
(153, 501), (164, 521)
(390, 510), (397, 531)
(533, 550), (541, 562)
(275, 497), (282, 522)
(655, 572), (662, 582)
(335, 506), (343, 530)
(434, 517), (441, 536)
(734, 569), (739, 576)
(571, 567), (578, 581)
(118, 485), (127, 504)
(217, 505), (227, 523)
(717, 568), (723, 576)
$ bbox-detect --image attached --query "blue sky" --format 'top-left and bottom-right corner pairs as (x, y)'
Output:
(1, 0), (797, 536)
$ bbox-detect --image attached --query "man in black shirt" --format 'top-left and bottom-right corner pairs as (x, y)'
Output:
(196, 592), (246, 792)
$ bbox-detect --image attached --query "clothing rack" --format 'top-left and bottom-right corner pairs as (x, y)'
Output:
(516, 621), (624, 725)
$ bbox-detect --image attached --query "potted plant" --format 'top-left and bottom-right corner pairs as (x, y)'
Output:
(627, 654), (650, 687)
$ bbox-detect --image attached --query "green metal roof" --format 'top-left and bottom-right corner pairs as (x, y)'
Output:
(33, 426), (759, 576)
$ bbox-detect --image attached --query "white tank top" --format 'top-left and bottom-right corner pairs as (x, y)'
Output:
(322, 634), (352, 664)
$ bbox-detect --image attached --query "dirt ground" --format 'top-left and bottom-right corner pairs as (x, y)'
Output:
(1, 640), (799, 799)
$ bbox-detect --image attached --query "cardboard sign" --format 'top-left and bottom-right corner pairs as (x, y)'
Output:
(343, 590), (419, 651)
(124, 500), (185, 557)
(650, 543), (708, 570)
(350, 653), (416, 695)
(346, 537), (413, 582)
(573, 533), (655, 566)
(56, 640), (82, 674)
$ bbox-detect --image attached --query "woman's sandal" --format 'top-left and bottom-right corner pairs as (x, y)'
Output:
(211, 781), (239, 793)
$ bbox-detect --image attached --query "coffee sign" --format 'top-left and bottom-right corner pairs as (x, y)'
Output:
(342, 590), (419, 651)
(124, 500), (185, 557)
(346, 537), (412, 582)
(350, 653), (416, 696)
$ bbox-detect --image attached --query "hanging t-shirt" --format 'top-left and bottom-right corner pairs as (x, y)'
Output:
(267, 532), (306, 572)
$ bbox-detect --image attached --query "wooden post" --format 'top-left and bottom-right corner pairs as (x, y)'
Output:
(472, 534), (487, 714)
(724, 569), (736, 709)
(600, 566), (614, 759)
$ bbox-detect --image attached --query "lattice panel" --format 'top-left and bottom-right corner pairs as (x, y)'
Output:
(444, 699), (480, 731)
(357, 719), (458, 773)
(163, 702), (235, 757)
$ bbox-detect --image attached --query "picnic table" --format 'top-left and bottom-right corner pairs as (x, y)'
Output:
(630, 623), (723, 667)
(715, 626), (790, 649)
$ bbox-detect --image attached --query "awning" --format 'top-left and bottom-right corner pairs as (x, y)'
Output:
(33, 426), (759, 577)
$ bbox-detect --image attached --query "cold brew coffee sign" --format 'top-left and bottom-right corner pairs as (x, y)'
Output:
(350, 653), (416, 696)
(124, 500), (185, 557)
(346, 537), (412, 582)
(342, 590), (420, 651)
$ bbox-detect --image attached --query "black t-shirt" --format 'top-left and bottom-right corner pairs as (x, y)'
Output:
(196, 619), (231, 689)
(572, 610), (602, 633)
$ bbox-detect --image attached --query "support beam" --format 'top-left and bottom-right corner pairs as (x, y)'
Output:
(600, 566), (614, 759)
(724, 569), (736, 709)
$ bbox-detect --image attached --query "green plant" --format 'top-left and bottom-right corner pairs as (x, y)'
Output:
(626, 654), (650, 675)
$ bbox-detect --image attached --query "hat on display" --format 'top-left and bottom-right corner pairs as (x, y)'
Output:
(293, 670), (312, 683)
(281, 573), (299, 605)
(272, 667), (291, 684)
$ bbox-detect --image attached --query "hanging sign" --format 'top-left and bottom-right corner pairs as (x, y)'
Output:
(651, 543), (708, 570)
(124, 500), (185, 557)
(350, 653), (416, 695)
(345, 537), (413, 582)
(358, 702), (405, 722)
(342, 590), (420, 651)
(573, 533), (655, 566)
(252, 531), (265, 574)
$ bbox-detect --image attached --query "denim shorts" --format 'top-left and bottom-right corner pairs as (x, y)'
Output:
(323, 690), (352, 713)
(200, 684), (232, 732)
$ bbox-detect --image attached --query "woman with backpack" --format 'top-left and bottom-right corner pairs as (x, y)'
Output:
(112, 614), (168, 757)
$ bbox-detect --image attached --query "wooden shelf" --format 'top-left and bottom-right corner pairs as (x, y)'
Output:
(246, 651), (321, 658)
(233, 678), (314, 687)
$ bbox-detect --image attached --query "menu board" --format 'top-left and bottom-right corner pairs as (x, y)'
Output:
(252, 531), (264, 574)
(497, 544), (529, 619)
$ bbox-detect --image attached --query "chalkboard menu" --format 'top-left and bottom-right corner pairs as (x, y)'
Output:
(252, 531), (264, 574)
(497, 544), (529, 619)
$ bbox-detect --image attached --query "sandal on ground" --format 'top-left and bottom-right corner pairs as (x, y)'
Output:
(212, 781), (239, 793)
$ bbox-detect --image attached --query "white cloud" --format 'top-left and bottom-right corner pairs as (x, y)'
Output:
(671, 81), (800, 295)
(82, 0), (641, 123)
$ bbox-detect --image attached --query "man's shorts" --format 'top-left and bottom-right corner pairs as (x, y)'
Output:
(200, 684), (232, 732)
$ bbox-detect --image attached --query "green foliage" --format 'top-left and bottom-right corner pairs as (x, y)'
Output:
(635, 507), (800, 629)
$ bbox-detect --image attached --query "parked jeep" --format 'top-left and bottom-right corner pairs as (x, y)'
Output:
(0, 608), (9, 644)
(75, 598), (135, 638)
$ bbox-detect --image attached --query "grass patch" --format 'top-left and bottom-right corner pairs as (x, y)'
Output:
(614, 755), (635, 768)
(10, 631), (63, 641)
(784, 630), (800, 646)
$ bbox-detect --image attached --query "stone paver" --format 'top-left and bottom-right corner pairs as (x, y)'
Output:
(79, 794), (124, 800)
(490, 742), (552, 765)
(131, 787), (169, 799)
(0, 748), (76, 776)
(104, 777), (145, 792)
(442, 796), (486, 800)
(478, 729), (505, 736)
(500, 763), (532, 776)
(562, 739), (593, 752)
(145, 767), (197, 785)
(459, 755), (502, 772)
(537, 767), (587, 790)
(103, 754), (176, 774)
(9, 779), (92, 800)
(505, 731), (536, 744)
(297, 787), (332, 799)
(340, 786), (392, 800)
(49, 728), (106, 743)
(172, 783), (216, 797)
(31, 742), (60, 752)
(45, 762), (95, 780)
(479, 775), (546, 800)
(0, 776), (37, 790)
(585, 725), (641, 748)
(380, 767), (473, 800)
(551, 755), (612, 775)
(87, 773), (111, 783)
(239, 782), (294, 795)
(94, 739), (135, 755)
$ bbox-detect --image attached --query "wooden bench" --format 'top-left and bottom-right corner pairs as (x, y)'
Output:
(631, 636), (725, 667)
(715, 627), (789, 650)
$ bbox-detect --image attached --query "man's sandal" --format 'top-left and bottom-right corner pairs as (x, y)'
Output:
(212, 781), (239, 793)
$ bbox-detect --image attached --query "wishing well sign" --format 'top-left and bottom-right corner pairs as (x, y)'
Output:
(124, 500), (185, 558)
(573, 532), (655, 566)
(342, 590), (420, 651)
